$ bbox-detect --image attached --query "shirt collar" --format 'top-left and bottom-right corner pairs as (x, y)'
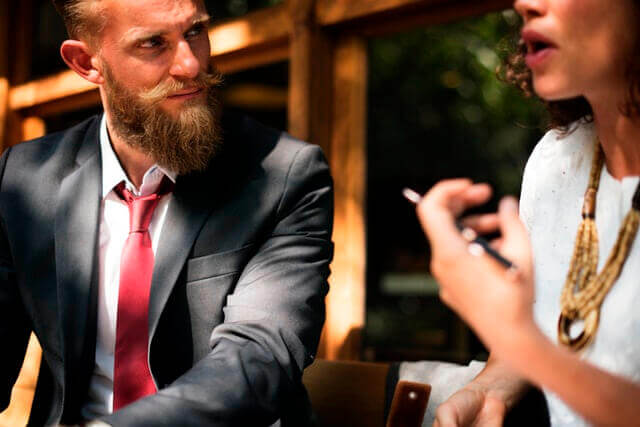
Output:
(99, 114), (177, 198)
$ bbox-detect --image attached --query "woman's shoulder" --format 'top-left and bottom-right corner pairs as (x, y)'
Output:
(520, 121), (596, 226)
(526, 120), (595, 175)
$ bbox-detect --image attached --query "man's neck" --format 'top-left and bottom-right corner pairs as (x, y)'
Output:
(104, 116), (155, 189)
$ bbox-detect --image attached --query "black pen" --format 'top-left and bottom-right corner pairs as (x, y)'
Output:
(402, 187), (516, 270)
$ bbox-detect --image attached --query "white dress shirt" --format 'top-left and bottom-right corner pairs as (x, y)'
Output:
(81, 115), (176, 419)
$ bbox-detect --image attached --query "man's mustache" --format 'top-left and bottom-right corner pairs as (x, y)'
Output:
(139, 70), (223, 105)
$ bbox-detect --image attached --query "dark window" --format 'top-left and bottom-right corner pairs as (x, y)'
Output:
(221, 61), (288, 132)
(205, 0), (283, 21)
(44, 106), (103, 135)
(32, 0), (68, 79)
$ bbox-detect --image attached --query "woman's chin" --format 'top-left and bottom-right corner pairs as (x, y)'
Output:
(532, 79), (579, 102)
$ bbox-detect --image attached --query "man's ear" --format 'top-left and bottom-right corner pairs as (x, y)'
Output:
(60, 40), (104, 85)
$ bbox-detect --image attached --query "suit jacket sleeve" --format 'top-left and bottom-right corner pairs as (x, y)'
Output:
(0, 146), (32, 411)
(102, 143), (334, 426)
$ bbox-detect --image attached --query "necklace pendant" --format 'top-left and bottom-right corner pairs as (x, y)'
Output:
(557, 309), (599, 351)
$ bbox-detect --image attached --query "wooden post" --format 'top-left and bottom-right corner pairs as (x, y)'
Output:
(21, 116), (46, 142)
(0, 335), (43, 426)
(325, 36), (368, 360)
(287, 0), (332, 154)
(1, 0), (34, 150)
(0, 116), (45, 426)
(288, 0), (367, 360)
(288, 0), (366, 360)
(0, 2), (9, 150)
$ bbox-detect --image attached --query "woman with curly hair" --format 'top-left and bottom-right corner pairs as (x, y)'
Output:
(415, 0), (640, 425)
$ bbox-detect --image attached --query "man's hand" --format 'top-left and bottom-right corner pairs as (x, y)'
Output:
(434, 385), (506, 427)
(434, 355), (530, 427)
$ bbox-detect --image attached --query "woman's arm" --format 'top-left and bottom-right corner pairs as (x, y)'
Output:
(417, 179), (640, 427)
(506, 324), (640, 426)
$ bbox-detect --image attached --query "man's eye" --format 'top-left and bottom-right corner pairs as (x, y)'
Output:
(140, 37), (164, 49)
(186, 24), (206, 39)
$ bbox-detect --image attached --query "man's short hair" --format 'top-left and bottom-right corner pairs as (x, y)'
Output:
(52, 0), (106, 42)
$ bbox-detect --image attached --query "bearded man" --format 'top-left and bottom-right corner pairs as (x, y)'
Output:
(0, 0), (333, 425)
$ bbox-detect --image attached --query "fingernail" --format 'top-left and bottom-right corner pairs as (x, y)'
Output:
(499, 197), (518, 214)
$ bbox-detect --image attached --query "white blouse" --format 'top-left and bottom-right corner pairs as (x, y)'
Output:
(520, 122), (640, 426)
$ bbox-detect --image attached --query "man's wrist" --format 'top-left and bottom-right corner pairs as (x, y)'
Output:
(466, 356), (532, 409)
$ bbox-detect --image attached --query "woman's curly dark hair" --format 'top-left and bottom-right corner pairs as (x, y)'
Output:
(499, 4), (640, 131)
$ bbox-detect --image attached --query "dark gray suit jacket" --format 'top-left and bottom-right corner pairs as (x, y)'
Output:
(0, 112), (333, 426)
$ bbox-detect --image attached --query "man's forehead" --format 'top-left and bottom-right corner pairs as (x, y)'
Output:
(102, 0), (208, 33)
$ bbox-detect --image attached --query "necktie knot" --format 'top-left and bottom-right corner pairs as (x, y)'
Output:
(114, 178), (174, 233)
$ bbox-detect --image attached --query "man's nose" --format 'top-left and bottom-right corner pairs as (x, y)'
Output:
(513, 0), (546, 22)
(169, 40), (200, 79)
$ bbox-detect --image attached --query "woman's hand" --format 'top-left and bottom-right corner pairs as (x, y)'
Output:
(415, 179), (538, 356)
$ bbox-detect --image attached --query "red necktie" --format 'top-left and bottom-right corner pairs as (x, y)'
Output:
(113, 178), (173, 410)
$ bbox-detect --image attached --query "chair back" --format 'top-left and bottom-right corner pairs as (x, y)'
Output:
(303, 359), (431, 427)
(303, 359), (390, 427)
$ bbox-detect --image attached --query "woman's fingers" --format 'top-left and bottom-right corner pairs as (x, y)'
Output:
(460, 213), (500, 235)
(490, 237), (503, 251)
(458, 182), (493, 211)
(417, 179), (493, 244)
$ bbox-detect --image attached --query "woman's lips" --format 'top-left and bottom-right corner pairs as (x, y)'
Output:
(521, 29), (557, 69)
(525, 47), (555, 69)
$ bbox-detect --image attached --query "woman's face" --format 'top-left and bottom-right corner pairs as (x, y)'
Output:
(514, 0), (638, 102)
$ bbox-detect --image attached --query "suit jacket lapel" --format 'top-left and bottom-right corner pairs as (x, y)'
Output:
(55, 121), (101, 407)
(148, 175), (216, 343)
(148, 115), (250, 342)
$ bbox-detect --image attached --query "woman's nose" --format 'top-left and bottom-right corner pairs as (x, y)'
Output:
(514, 0), (547, 22)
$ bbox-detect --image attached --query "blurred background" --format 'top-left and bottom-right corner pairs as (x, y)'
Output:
(0, 0), (546, 367)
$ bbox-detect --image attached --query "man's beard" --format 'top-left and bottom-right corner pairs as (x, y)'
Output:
(102, 63), (223, 175)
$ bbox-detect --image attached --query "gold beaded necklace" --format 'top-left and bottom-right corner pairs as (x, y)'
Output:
(558, 141), (640, 351)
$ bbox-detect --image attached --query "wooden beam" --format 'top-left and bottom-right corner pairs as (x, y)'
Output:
(18, 89), (101, 119)
(210, 4), (290, 57)
(353, 0), (514, 37)
(9, 71), (98, 113)
(214, 42), (289, 74)
(317, 0), (511, 31)
(325, 35), (368, 360)
(317, 0), (450, 25)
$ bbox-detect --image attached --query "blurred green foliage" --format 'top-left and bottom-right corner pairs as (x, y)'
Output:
(368, 9), (546, 198)
(365, 10), (547, 362)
